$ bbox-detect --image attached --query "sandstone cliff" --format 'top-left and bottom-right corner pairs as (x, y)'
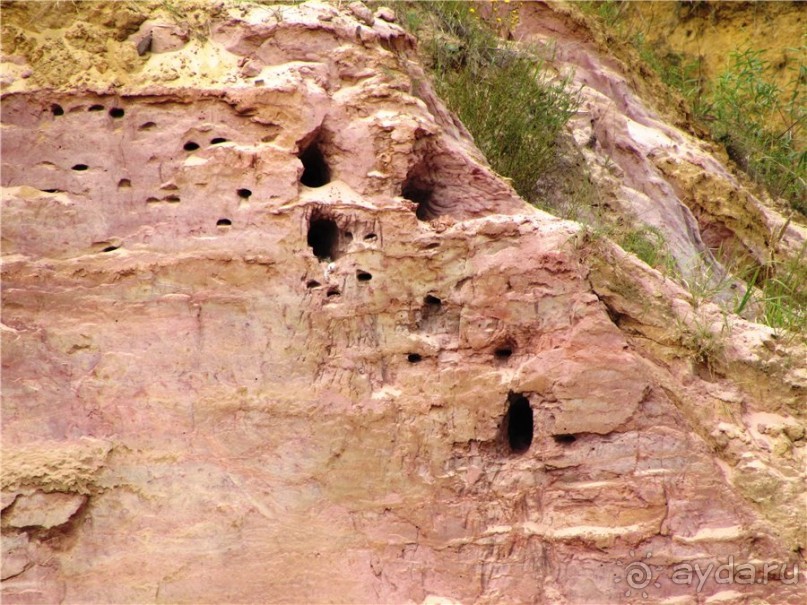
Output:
(1, 1), (805, 604)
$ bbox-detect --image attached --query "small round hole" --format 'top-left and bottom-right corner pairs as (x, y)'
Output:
(306, 280), (321, 289)
(109, 107), (125, 118)
(216, 218), (232, 226)
(72, 164), (89, 171)
(88, 104), (104, 112)
(357, 271), (372, 282)
(210, 137), (228, 145)
(237, 188), (252, 199)
(553, 434), (577, 445)
(51, 104), (64, 116)
(184, 141), (200, 151)
(424, 295), (442, 306)
(327, 287), (340, 297)
(118, 178), (131, 188)
(494, 347), (513, 359)
(407, 353), (422, 363)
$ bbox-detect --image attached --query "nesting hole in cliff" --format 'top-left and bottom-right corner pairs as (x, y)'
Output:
(306, 280), (321, 289)
(51, 104), (64, 116)
(504, 392), (533, 454)
(72, 164), (89, 171)
(164, 195), (181, 203)
(139, 121), (156, 130)
(407, 353), (422, 363)
(553, 434), (577, 445)
(418, 294), (445, 330)
(118, 178), (131, 188)
(327, 287), (340, 297)
(211, 137), (228, 145)
(299, 142), (331, 188)
(88, 104), (104, 112)
(109, 107), (125, 118)
(101, 245), (119, 253)
(184, 141), (200, 152)
(237, 188), (252, 199)
(308, 217), (340, 261)
(216, 218), (232, 227)
(494, 346), (514, 360)
(364, 233), (377, 242)
(357, 270), (373, 282)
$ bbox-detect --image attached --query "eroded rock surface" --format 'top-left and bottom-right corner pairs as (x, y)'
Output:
(1, 1), (805, 604)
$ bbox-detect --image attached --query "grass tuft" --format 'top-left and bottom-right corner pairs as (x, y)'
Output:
(397, 1), (579, 204)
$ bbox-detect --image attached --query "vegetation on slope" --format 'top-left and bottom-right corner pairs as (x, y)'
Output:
(578, 0), (805, 340)
(389, 0), (578, 205)
(397, 0), (805, 340)
(582, 0), (806, 216)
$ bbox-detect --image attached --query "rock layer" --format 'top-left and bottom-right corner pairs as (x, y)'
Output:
(1, 1), (805, 604)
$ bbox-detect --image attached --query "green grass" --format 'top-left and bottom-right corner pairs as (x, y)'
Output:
(678, 314), (729, 374)
(580, 1), (806, 216)
(750, 244), (807, 340)
(709, 49), (806, 212)
(617, 226), (677, 274)
(395, 0), (579, 204)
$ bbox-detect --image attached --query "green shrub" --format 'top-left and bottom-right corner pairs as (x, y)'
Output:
(756, 244), (807, 340)
(406, 1), (579, 203)
(709, 49), (806, 212)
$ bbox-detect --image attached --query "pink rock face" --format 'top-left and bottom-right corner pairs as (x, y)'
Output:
(1, 2), (804, 604)
(4, 492), (87, 530)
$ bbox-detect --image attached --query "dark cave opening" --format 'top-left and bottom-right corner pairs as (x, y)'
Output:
(300, 143), (330, 188)
(402, 160), (437, 220)
(505, 392), (534, 454)
(307, 217), (339, 261)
